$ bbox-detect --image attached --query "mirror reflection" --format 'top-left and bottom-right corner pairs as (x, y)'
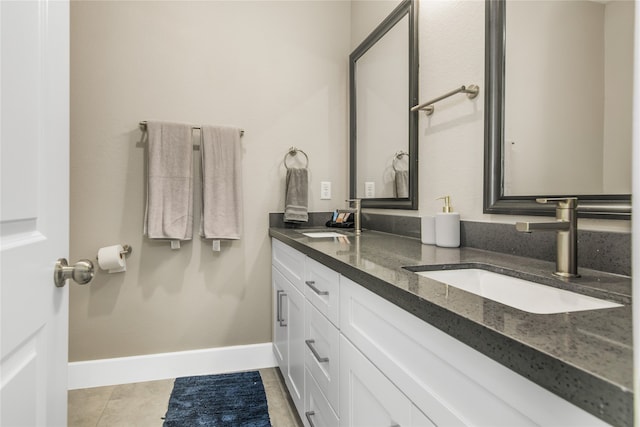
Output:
(350, 0), (418, 209)
(355, 14), (409, 199)
(503, 0), (633, 197)
(484, 0), (632, 218)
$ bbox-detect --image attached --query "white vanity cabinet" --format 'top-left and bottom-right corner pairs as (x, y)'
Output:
(272, 238), (608, 427)
(272, 240), (306, 418)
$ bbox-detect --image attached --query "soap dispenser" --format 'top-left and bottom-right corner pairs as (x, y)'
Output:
(435, 196), (460, 248)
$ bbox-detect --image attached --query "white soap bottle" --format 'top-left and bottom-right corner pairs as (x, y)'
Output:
(435, 196), (460, 248)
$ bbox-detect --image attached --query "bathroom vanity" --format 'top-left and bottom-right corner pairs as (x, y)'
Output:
(270, 227), (631, 427)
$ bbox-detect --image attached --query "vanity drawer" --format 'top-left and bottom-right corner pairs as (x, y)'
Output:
(305, 301), (340, 416)
(304, 257), (340, 326)
(304, 368), (339, 427)
(273, 239), (305, 292)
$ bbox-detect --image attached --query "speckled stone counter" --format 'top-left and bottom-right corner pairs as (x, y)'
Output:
(269, 227), (633, 427)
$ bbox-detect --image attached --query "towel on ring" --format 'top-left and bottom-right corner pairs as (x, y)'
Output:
(395, 169), (409, 198)
(200, 126), (243, 240)
(144, 121), (194, 240)
(284, 168), (309, 223)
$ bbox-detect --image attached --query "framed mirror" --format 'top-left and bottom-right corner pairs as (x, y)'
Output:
(484, 0), (632, 219)
(349, 0), (419, 209)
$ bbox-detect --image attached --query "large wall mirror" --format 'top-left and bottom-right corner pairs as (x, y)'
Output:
(484, 0), (633, 219)
(350, 0), (418, 209)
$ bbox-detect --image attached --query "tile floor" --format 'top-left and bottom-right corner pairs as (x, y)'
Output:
(68, 368), (303, 427)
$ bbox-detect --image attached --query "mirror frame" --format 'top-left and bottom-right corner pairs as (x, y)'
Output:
(349, 0), (419, 209)
(483, 0), (631, 220)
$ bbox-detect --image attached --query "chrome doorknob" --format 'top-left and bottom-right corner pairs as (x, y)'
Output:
(54, 258), (95, 287)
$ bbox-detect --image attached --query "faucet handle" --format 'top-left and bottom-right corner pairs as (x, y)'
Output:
(536, 197), (577, 209)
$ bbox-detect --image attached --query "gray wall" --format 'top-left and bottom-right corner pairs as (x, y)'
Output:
(69, 0), (350, 362)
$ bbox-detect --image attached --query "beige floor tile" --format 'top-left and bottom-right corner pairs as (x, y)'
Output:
(260, 368), (303, 427)
(96, 379), (174, 427)
(68, 385), (115, 427)
(69, 369), (300, 427)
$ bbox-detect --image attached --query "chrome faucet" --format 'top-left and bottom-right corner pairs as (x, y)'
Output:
(515, 197), (579, 278)
(340, 199), (361, 236)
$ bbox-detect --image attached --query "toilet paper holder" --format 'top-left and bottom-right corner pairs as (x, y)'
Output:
(95, 244), (132, 262)
(120, 244), (133, 258)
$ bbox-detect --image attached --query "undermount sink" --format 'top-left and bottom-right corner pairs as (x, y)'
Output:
(301, 231), (346, 238)
(413, 268), (622, 314)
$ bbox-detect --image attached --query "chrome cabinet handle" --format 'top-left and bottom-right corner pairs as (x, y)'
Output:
(276, 290), (287, 327)
(305, 339), (329, 363)
(305, 280), (329, 296)
(305, 411), (317, 427)
(276, 290), (284, 322)
(54, 258), (94, 287)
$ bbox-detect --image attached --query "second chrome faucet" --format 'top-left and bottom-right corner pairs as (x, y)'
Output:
(515, 197), (579, 278)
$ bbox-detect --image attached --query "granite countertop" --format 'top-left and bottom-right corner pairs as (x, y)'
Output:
(269, 227), (633, 427)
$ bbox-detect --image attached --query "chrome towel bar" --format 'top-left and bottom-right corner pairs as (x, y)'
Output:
(411, 84), (480, 115)
(139, 121), (244, 136)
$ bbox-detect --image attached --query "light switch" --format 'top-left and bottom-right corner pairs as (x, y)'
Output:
(321, 181), (332, 200)
(365, 182), (375, 198)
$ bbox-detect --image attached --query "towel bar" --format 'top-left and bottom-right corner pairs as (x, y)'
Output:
(410, 84), (480, 115)
(139, 121), (244, 137)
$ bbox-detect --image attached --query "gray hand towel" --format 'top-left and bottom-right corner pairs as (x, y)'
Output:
(284, 168), (309, 223)
(200, 125), (243, 240)
(395, 169), (409, 198)
(144, 121), (193, 240)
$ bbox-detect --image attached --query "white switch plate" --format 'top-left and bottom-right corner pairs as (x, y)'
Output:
(364, 182), (375, 198)
(320, 181), (331, 200)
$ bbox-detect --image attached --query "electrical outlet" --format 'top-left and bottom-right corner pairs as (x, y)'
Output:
(321, 181), (332, 200)
(365, 182), (375, 198)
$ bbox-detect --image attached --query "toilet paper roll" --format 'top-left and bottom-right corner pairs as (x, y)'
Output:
(97, 244), (126, 273)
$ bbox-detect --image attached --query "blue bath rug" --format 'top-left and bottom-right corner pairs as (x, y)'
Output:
(163, 371), (271, 427)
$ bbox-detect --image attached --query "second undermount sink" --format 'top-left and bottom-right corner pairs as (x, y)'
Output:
(301, 231), (346, 238)
(413, 268), (622, 314)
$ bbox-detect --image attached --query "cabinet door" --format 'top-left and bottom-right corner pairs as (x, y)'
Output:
(273, 265), (305, 418)
(272, 267), (288, 369)
(286, 277), (306, 418)
(340, 336), (412, 427)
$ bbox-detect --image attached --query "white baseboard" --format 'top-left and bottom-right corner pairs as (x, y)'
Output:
(68, 342), (277, 390)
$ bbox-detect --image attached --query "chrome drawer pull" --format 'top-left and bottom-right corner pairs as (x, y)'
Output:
(305, 280), (329, 296)
(305, 411), (317, 427)
(305, 339), (329, 363)
(276, 290), (287, 327)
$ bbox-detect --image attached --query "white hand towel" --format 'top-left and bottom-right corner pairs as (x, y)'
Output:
(200, 126), (243, 240)
(284, 168), (309, 223)
(144, 121), (194, 240)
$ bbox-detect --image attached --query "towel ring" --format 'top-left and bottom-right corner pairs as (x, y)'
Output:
(392, 151), (409, 172)
(284, 147), (309, 169)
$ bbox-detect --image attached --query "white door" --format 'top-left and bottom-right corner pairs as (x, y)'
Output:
(1, 1), (70, 426)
